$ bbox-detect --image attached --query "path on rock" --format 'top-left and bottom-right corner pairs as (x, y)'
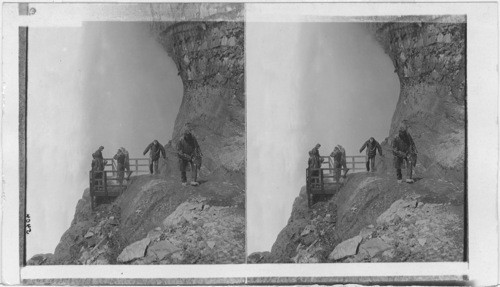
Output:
(255, 166), (464, 263)
(31, 173), (245, 265)
(114, 174), (245, 264)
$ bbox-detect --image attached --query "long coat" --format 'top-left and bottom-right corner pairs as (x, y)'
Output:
(143, 142), (166, 161)
(360, 139), (383, 158)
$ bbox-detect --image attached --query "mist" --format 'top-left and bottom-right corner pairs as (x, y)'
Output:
(26, 22), (182, 258)
(247, 22), (399, 253)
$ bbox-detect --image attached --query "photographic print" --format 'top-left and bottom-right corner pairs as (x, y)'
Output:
(247, 16), (467, 264)
(1, 1), (498, 286)
(22, 3), (246, 265)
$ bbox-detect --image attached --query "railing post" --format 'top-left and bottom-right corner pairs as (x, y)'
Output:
(104, 172), (108, 200)
(352, 156), (355, 171)
(320, 169), (323, 190)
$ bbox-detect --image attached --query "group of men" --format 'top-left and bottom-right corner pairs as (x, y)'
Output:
(308, 143), (349, 183)
(90, 127), (203, 187)
(307, 123), (417, 184)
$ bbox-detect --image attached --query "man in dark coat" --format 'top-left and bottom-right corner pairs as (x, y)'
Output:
(113, 149), (126, 185)
(309, 144), (323, 177)
(392, 125), (417, 183)
(335, 144), (349, 178)
(330, 146), (343, 182)
(177, 129), (202, 186)
(143, 140), (166, 175)
(120, 147), (131, 179)
(359, 137), (383, 172)
(91, 146), (107, 185)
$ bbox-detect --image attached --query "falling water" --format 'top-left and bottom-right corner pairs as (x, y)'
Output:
(26, 22), (182, 258)
(247, 22), (400, 253)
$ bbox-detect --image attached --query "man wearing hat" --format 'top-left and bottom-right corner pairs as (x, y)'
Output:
(309, 144), (323, 179)
(113, 148), (126, 185)
(359, 137), (383, 172)
(143, 140), (166, 175)
(91, 146), (107, 184)
(392, 123), (417, 183)
(177, 127), (202, 186)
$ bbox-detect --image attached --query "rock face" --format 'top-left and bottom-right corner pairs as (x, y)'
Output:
(150, 3), (245, 182)
(28, 4), (245, 265)
(367, 16), (466, 182)
(258, 17), (466, 264)
(33, 174), (245, 265)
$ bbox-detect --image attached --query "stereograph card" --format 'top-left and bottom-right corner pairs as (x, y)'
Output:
(0, 1), (498, 286)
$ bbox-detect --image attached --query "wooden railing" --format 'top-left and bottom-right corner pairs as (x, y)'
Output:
(305, 155), (367, 207)
(319, 155), (367, 173)
(89, 170), (127, 210)
(89, 157), (149, 210)
(103, 157), (150, 176)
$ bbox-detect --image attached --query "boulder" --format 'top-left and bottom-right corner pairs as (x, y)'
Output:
(382, 248), (396, 259)
(376, 199), (418, 225)
(117, 237), (151, 263)
(300, 225), (316, 236)
(207, 241), (216, 249)
(147, 240), (180, 260)
(328, 235), (362, 261)
(418, 238), (427, 246)
(84, 230), (94, 238)
(359, 238), (392, 257)
(162, 201), (204, 227)
(147, 229), (163, 241)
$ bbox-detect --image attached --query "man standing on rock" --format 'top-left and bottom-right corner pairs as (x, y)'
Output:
(392, 124), (417, 183)
(143, 140), (166, 175)
(177, 128), (202, 186)
(359, 137), (383, 172)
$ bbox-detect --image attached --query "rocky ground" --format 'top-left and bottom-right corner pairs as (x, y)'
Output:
(249, 152), (464, 264)
(249, 18), (466, 265)
(28, 173), (245, 265)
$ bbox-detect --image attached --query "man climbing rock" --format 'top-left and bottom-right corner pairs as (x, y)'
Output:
(177, 128), (202, 186)
(359, 137), (383, 172)
(143, 140), (166, 175)
(113, 148), (126, 185)
(392, 124), (417, 183)
(330, 146), (343, 182)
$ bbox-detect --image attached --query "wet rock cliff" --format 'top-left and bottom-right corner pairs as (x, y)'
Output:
(249, 16), (466, 264)
(368, 16), (466, 182)
(28, 3), (245, 265)
(150, 3), (245, 182)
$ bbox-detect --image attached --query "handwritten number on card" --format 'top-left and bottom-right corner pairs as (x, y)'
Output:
(26, 214), (31, 234)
